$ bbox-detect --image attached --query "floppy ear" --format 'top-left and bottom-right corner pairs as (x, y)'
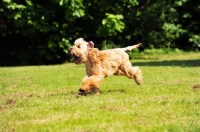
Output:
(87, 41), (94, 48)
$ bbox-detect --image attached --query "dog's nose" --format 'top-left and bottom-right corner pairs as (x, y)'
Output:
(79, 89), (85, 93)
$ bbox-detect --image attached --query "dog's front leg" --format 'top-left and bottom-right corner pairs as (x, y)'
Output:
(79, 75), (103, 95)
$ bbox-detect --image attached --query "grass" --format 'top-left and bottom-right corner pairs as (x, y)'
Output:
(0, 52), (200, 132)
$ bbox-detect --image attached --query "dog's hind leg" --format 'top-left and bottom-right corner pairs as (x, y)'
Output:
(120, 63), (142, 85)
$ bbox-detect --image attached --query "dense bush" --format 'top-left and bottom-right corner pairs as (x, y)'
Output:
(0, 0), (199, 65)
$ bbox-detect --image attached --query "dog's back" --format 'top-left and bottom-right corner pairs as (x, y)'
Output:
(87, 47), (133, 76)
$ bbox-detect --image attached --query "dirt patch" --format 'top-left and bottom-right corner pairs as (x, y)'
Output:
(0, 99), (16, 112)
(7, 92), (34, 99)
(0, 92), (34, 112)
(192, 85), (200, 89)
(5, 99), (16, 105)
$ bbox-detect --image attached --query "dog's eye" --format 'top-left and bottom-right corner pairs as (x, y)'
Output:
(77, 46), (81, 48)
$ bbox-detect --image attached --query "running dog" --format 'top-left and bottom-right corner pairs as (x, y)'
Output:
(68, 38), (142, 95)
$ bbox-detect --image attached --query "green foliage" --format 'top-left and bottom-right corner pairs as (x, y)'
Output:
(162, 23), (186, 48)
(0, 0), (200, 65)
(58, 0), (85, 19)
(101, 40), (120, 50)
(189, 35), (200, 47)
(175, 0), (188, 6)
(97, 13), (125, 37)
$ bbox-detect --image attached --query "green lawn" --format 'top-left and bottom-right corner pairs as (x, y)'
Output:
(0, 52), (200, 132)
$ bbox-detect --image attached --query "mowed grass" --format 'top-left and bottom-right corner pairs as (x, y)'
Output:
(0, 52), (200, 132)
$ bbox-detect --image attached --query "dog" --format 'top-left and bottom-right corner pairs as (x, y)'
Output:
(68, 38), (142, 95)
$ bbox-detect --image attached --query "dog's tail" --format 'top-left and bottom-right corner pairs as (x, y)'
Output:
(120, 43), (142, 51)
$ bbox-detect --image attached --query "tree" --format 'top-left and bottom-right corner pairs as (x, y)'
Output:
(0, 0), (199, 65)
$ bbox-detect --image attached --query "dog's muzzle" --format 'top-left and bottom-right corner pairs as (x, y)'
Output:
(78, 89), (87, 96)
(68, 48), (80, 63)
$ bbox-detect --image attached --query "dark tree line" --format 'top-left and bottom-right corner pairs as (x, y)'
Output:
(0, 0), (200, 65)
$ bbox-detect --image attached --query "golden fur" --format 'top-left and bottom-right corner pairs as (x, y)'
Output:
(68, 38), (142, 95)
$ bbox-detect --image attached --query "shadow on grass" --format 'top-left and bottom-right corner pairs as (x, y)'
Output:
(101, 89), (127, 94)
(71, 89), (128, 97)
(133, 59), (200, 67)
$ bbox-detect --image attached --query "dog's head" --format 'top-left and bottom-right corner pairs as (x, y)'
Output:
(68, 38), (94, 64)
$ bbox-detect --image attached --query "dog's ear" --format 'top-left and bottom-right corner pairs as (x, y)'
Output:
(87, 41), (94, 48)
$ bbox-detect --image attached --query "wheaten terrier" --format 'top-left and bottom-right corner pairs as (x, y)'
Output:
(68, 38), (142, 95)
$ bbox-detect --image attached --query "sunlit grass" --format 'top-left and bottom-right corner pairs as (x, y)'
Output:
(0, 52), (200, 132)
